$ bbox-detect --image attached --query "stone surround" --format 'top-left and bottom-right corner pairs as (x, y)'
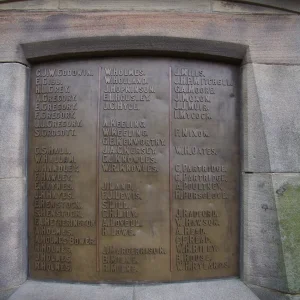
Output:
(0, 1), (300, 299)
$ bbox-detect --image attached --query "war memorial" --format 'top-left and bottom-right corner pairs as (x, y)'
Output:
(0, 1), (300, 299)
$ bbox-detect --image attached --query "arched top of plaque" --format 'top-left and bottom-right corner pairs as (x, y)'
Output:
(21, 36), (247, 64)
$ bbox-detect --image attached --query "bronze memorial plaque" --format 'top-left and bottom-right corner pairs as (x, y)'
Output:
(28, 58), (239, 282)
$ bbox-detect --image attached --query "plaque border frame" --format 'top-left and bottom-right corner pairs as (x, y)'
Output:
(27, 52), (242, 282)
(23, 34), (246, 281)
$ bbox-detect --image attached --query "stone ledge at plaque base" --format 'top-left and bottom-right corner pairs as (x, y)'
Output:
(6, 279), (259, 300)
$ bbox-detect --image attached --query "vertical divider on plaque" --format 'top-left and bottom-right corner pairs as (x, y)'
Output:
(96, 66), (101, 272)
(169, 66), (173, 272)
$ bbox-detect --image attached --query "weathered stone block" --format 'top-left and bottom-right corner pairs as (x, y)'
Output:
(0, 178), (26, 290)
(231, 0), (300, 13)
(59, 0), (211, 12)
(213, 1), (291, 14)
(242, 64), (270, 172)
(8, 281), (134, 300)
(272, 175), (300, 293)
(248, 284), (300, 300)
(135, 279), (259, 300)
(243, 174), (300, 294)
(243, 64), (300, 172)
(0, 63), (27, 178)
(242, 173), (287, 291)
(0, 287), (18, 300)
(0, 0), (59, 10)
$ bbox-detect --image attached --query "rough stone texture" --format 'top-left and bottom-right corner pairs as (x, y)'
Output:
(22, 36), (246, 64)
(243, 64), (300, 173)
(0, 0), (210, 11)
(0, 63), (27, 179)
(0, 63), (27, 296)
(243, 174), (300, 294)
(135, 279), (260, 300)
(272, 176), (300, 293)
(0, 0), (298, 13)
(8, 280), (134, 300)
(0, 287), (18, 300)
(0, 12), (299, 65)
(7, 279), (259, 300)
(242, 64), (270, 173)
(0, 0), (59, 10)
(213, 1), (292, 14)
(59, 0), (211, 12)
(242, 173), (287, 292)
(249, 284), (300, 300)
(231, 0), (300, 13)
(0, 178), (26, 290)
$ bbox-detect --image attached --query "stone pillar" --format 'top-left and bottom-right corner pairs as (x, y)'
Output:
(0, 63), (28, 299)
(242, 63), (300, 299)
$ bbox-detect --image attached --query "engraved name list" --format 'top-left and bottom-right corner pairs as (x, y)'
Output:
(28, 58), (239, 282)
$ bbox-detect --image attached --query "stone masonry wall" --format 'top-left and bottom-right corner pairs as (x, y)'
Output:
(0, 0), (299, 13)
(0, 1), (299, 300)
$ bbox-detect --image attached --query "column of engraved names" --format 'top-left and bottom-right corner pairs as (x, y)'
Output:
(171, 66), (232, 275)
(31, 67), (95, 276)
(100, 65), (167, 276)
